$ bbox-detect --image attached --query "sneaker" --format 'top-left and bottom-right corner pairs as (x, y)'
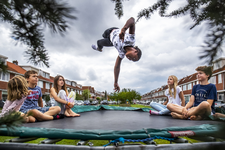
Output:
(53, 114), (64, 120)
(149, 110), (159, 115)
(92, 44), (102, 52)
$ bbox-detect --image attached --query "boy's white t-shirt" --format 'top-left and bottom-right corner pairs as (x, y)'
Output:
(165, 86), (182, 106)
(110, 29), (135, 59)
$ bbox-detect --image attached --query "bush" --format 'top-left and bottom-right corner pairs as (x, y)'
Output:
(119, 104), (131, 107)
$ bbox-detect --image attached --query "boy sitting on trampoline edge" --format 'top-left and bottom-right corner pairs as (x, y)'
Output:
(19, 70), (64, 122)
(92, 17), (142, 92)
(167, 66), (217, 120)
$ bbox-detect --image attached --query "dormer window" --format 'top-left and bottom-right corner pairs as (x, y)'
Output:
(0, 57), (7, 65)
(213, 58), (225, 70)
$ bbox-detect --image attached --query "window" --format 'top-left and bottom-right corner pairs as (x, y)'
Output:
(183, 85), (186, 91)
(72, 82), (76, 87)
(210, 76), (216, 84)
(38, 81), (43, 88)
(66, 80), (71, 85)
(0, 57), (6, 65)
(45, 83), (50, 89)
(218, 94), (224, 101)
(218, 74), (222, 84)
(192, 82), (195, 86)
(0, 71), (10, 81)
(188, 83), (192, 90)
(43, 72), (46, 77)
(46, 73), (49, 78)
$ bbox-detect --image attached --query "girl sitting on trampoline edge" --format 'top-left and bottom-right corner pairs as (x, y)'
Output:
(0, 76), (35, 122)
(50, 75), (80, 117)
(149, 75), (185, 115)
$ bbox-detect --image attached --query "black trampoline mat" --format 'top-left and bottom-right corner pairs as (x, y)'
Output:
(23, 110), (225, 130)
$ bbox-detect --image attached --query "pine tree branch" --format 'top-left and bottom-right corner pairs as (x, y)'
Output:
(0, 0), (76, 67)
(0, 111), (25, 129)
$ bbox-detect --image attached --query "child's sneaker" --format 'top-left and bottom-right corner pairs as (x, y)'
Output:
(53, 114), (64, 120)
(92, 44), (102, 52)
(149, 110), (159, 115)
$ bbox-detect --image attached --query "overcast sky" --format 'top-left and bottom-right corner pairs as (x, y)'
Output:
(0, 0), (224, 95)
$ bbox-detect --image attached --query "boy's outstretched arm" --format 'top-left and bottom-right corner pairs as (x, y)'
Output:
(114, 56), (122, 92)
(119, 17), (135, 41)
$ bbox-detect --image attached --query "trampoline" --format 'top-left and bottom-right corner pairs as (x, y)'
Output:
(0, 105), (225, 149)
(23, 110), (224, 130)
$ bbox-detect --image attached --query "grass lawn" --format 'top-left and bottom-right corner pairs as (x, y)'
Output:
(0, 104), (203, 146)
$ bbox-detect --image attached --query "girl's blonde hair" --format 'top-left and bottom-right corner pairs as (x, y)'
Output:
(168, 75), (178, 99)
(7, 76), (28, 101)
(53, 75), (68, 96)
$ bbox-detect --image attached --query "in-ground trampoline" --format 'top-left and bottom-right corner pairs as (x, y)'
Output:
(1, 105), (225, 150)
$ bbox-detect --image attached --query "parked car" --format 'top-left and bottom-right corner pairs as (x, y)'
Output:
(112, 101), (117, 104)
(84, 100), (90, 105)
(108, 101), (113, 105)
(101, 100), (108, 105)
(76, 100), (84, 105)
(215, 101), (225, 108)
(91, 100), (98, 105)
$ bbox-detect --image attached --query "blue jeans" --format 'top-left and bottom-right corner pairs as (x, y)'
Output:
(97, 27), (119, 50)
(150, 102), (170, 115)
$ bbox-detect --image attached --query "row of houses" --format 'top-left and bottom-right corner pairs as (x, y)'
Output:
(141, 57), (225, 103)
(0, 54), (105, 101)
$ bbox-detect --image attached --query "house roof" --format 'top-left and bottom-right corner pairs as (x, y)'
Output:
(213, 65), (225, 74)
(38, 75), (54, 83)
(7, 61), (26, 75)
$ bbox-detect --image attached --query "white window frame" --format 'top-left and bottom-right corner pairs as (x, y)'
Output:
(46, 73), (49, 78)
(218, 93), (224, 101)
(210, 76), (216, 84)
(45, 82), (50, 89)
(218, 74), (222, 84)
(183, 85), (186, 91)
(188, 83), (192, 90)
(38, 80), (43, 88)
(0, 71), (10, 81)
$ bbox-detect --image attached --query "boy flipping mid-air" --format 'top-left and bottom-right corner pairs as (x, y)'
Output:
(19, 70), (64, 122)
(92, 17), (142, 92)
(167, 66), (217, 120)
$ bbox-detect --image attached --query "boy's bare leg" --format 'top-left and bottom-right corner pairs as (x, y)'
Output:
(171, 112), (186, 119)
(28, 109), (53, 121)
(186, 101), (211, 119)
(44, 106), (61, 116)
(167, 103), (184, 114)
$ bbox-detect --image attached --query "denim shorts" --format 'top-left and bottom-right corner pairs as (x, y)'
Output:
(20, 107), (50, 114)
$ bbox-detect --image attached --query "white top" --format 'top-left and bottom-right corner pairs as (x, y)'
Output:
(165, 86), (182, 106)
(110, 29), (135, 59)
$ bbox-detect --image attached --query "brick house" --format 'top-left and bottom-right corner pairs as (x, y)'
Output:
(141, 57), (225, 103)
(82, 86), (96, 99)
(0, 56), (26, 100)
(0, 55), (84, 101)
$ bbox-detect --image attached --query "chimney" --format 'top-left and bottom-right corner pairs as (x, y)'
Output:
(13, 60), (18, 65)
